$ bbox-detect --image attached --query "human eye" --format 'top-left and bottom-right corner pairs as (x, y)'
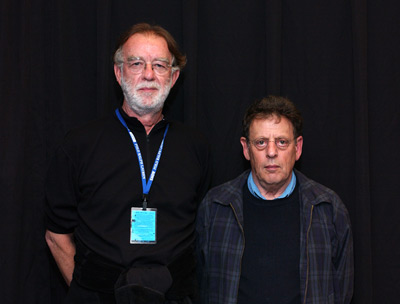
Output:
(128, 60), (144, 70)
(276, 138), (290, 149)
(152, 61), (169, 73)
(254, 139), (267, 149)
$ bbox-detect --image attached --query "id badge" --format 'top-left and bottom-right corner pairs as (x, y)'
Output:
(130, 207), (157, 244)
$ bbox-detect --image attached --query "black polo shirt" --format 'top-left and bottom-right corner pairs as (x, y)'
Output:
(45, 108), (211, 267)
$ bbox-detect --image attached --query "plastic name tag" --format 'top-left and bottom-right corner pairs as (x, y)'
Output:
(130, 207), (157, 244)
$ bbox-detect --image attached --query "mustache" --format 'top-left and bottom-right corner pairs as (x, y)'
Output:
(135, 82), (161, 90)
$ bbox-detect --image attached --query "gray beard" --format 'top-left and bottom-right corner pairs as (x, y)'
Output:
(120, 75), (172, 116)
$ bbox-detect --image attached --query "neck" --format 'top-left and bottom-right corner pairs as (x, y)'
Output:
(122, 102), (163, 134)
(259, 188), (285, 200)
(253, 172), (292, 200)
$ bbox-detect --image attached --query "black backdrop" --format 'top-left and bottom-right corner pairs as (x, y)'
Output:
(1, 1), (399, 303)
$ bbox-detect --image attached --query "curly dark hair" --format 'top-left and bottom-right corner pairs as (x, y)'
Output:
(242, 95), (303, 140)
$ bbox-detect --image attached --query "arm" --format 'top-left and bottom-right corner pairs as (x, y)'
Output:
(196, 197), (210, 304)
(333, 205), (354, 304)
(45, 230), (76, 286)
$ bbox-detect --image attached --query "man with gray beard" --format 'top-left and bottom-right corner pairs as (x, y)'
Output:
(45, 23), (211, 304)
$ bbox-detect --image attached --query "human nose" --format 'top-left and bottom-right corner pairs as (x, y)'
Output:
(266, 141), (278, 157)
(142, 62), (155, 79)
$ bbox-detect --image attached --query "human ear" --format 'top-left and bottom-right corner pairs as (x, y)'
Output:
(114, 64), (122, 85)
(240, 137), (251, 161)
(295, 136), (303, 161)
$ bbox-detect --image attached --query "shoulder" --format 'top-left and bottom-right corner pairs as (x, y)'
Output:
(165, 120), (211, 160)
(202, 170), (249, 206)
(197, 171), (248, 228)
(63, 113), (118, 144)
(296, 170), (342, 205)
(296, 170), (351, 224)
(167, 120), (208, 145)
(55, 113), (123, 162)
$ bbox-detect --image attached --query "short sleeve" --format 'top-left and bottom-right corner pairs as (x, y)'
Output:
(45, 144), (79, 234)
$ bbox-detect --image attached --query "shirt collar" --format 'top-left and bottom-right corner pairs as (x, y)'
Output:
(247, 170), (296, 200)
(117, 107), (168, 133)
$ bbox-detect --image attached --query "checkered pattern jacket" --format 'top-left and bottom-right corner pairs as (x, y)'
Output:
(196, 169), (354, 304)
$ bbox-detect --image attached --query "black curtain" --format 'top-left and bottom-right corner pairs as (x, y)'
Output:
(1, 1), (399, 303)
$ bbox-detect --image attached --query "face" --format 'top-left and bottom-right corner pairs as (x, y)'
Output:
(240, 115), (303, 197)
(114, 33), (180, 116)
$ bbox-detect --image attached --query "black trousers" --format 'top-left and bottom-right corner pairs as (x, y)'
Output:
(65, 280), (194, 304)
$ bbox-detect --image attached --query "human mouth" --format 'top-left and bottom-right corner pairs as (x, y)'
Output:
(137, 87), (158, 93)
(136, 82), (160, 91)
(265, 165), (280, 171)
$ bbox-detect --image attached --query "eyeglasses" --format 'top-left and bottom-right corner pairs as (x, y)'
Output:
(122, 57), (176, 75)
(248, 138), (294, 150)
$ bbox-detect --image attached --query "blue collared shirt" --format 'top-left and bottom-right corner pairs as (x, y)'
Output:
(247, 171), (296, 200)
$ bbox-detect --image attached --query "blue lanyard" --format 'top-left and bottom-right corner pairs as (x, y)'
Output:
(115, 109), (169, 208)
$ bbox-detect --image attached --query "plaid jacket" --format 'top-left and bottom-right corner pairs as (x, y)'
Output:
(196, 169), (353, 304)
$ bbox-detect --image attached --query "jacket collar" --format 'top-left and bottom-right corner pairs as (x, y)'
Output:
(295, 169), (334, 207)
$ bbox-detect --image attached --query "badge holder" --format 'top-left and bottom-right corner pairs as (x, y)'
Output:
(130, 196), (157, 244)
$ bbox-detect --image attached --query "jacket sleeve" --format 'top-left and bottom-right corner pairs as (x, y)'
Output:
(196, 195), (210, 304)
(333, 200), (354, 304)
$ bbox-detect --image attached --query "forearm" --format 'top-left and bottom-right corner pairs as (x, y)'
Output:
(45, 230), (76, 286)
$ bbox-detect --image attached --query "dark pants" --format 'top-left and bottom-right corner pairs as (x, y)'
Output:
(65, 280), (194, 304)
